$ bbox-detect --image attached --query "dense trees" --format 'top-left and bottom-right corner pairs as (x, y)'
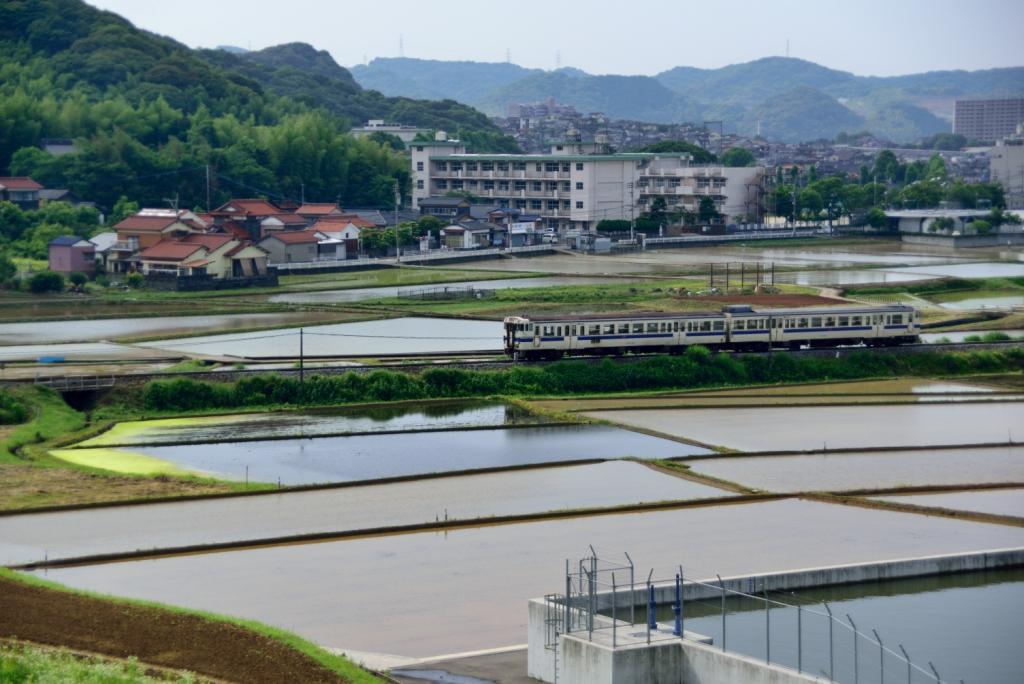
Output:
(721, 147), (755, 167)
(636, 140), (717, 164)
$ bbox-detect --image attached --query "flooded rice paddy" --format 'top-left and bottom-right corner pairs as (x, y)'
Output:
(0, 461), (725, 566)
(587, 402), (1024, 451)
(672, 569), (1024, 684)
(939, 294), (1024, 310)
(267, 276), (641, 304)
(62, 424), (704, 484)
(0, 342), (179, 362)
(79, 401), (541, 447)
(872, 488), (1024, 518)
(920, 329), (1024, 343)
(140, 317), (503, 358)
(687, 446), (1024, 492)
(0, 313), (341, 345)
(31, 498), (1024, 658)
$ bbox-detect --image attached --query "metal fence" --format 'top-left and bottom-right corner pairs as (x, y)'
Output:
(545, 549), (965, 684)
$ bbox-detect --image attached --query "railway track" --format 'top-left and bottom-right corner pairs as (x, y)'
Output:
(12, 340), (1022, 386)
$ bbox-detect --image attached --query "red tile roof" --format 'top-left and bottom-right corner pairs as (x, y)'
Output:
(264, 213), (308, 225)
(313, 216), (375, 230)
(296, 203), (341, 216)
(179, 234), (235, 251)
(114, 216), (183, 232)
(212, 199), (281, 217)
(217, 220), (251, 239)
(0, 177), (43, 190)
(139, 241), (205, 261)
(261, 230), (321, 244)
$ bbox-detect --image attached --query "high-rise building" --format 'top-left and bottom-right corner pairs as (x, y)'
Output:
(954, 98), (1024, 142)
(990, 126), (1024, 209)
(410, 137), (763, 232)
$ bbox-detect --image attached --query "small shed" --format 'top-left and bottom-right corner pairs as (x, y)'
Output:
(48, 235), (95, 274)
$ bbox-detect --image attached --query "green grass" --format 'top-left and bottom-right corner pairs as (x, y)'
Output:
(11, 257), (47, 273)
(160, 359), (216, 373)
(0, 641), (193, 683)
(0, 387), (85, 464)
(848, 276), (1024, 299)
(0, 569), (380, 683)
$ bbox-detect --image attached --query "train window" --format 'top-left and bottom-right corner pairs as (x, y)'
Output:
(798, 318), (809, 328)
(589, 324), (601, 335)
(700, 321), (711, 332)
(632, 323), (644, 333)
(811, 317), (822, 327)
(618, 323), (629, 334)
(734, 320), (745, 330)
(557, 326), (563, 336)
(852, 316), (862, 326)
(825, 316), (835, 327)
(542, 325), (553, 336)
(673, 322), (679, 332)
(603, 324), (615, 335)
(713, 321), (724, 331)
(893, 314), (903, 324)
(647, 323), (658, 332)
(838, 316), (849, 326)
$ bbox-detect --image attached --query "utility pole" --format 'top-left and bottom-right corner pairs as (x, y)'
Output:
(300, 183), (305, 205)
(394, 179), (401, 262)
(205, 165), (211, 212)
(298, 328), (304, 384)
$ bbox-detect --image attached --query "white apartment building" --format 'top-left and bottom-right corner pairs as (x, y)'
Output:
(411, 137), (763, 232)
(990, 128), (1024, 209)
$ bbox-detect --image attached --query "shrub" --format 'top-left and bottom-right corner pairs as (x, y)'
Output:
(125, 272), (144, 288)
(68, 271), (88, 287)
(0, 389), (29, 425)
(28, 271), (64, 293)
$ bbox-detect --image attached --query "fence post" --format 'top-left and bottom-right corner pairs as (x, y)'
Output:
(672, 573), (682, 636)
(764, 583), (770, 664)
(647, 569), (656, 632)
(717, 574), (726, 652)
(929, 661), (942, 684)
(899, 644), (911, 684)
(679, 565), (685, 639)
(848, 614), (859, 684)
(797, 604), (803, 673)
(565, 559), (571, 635)
(611, 572), (617, 648)
(873, 629), (885, 684)
(824, 602), (834, 682)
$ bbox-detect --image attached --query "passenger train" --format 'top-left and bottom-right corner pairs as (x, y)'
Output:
(503, 304), (920, 360)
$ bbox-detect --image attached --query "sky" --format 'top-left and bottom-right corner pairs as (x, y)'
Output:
(89, 0), (1023, 77)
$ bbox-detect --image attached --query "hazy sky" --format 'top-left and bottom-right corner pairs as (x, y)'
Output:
(89, 0), (1023, 77)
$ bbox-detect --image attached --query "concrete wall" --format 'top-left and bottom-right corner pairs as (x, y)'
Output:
(902, 233), (1024, 248)
(679, 639), (820, 684)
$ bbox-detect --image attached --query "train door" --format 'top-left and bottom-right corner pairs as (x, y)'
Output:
(533, 324), (541, 348)
(768, 316), (782, 346)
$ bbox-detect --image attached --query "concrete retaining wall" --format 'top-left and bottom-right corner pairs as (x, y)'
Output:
(902, 233), (1024, 248)
(528, 548), (1024, 683)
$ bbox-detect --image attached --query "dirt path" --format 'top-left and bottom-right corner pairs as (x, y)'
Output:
(0, 574), (361, 683)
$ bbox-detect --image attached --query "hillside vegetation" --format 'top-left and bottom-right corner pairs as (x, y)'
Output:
(0, 0), (508, 212)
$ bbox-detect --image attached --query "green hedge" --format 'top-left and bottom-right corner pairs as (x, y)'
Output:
(141, 347), (1024, 412)
(0, 389), (29, 425)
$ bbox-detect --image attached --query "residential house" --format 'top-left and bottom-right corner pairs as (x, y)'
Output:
(259, 213), (308, 238)
(109, 214), (199, 273)
(258, 230), (322, 264)
(0, 177), (43, 210)
(210, 199), (282, 239)
(38, 189), (95, 209)
(441, 219), (499, 249)
(138, 234), (270, 279)
(418, 197), (472, 221)
(312, 216), (377, 257)
(47, 235), (95, 274)
(88, 232), (118, 271)
(296, 203), (343, 224)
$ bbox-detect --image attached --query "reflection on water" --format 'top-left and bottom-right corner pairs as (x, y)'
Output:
(140, 317), (503, 357)
(939, 295), (1024, 310)
(82, 401), (539, 446)
(872, 488), (1024, 518)
(84, 424), (704, 484)
(646, 569), (1024, 684)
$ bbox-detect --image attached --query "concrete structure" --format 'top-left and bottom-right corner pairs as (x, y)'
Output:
(0, 176), (42, 210)
(411, 138), (763, 233)
(954, 98), (1024, 142)
(258, 230), (321, 264)
(990, 129), (1024, 209)
(884, 208), (994, 234)
(88, 232), (118, 271)
(47, 235), (95, 274)
(529, 547), (1024, 684)
(350, 119), (431, 144)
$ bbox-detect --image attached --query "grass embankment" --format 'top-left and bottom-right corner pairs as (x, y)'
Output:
(1, 641), (196, 683)
(847, 276), (1024, 303)
(0, 569), (379, 683)
(139, 346), (1024, 413)
(357, 279), (819, 317)
(0, 387), (265, 511)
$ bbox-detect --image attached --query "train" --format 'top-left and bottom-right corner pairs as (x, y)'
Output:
(503, 304), (920, 360)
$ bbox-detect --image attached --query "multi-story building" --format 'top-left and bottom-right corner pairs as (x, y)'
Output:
(411, 136), (763, 232)
(954, 98), (1024, 142)
(350, 120), (431, 144)
(990, 127), (1024, 208)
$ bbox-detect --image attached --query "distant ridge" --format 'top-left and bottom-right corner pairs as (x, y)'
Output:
(352, 55), (1024, 142)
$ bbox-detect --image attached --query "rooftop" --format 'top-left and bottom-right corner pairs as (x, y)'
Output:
(0, 177), (43, 190)
(139, 241), (205, 261)
(260, 230), (321, 244)
(48, 235), (89, 247)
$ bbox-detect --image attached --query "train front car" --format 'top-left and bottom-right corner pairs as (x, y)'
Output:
(503, 315), (531, 359)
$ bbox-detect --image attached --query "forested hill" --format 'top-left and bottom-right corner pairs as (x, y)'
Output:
(0, 0), (508, 212)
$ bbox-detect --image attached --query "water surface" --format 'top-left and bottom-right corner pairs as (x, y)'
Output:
(71, 424), (703, 484)
(872, 488), (1024, 518)
(34, 499), (1024, 658)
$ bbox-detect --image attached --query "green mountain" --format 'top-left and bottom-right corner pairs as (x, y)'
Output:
(351, 57), (540, 103)
(0, 0), (504, 212)
(350, 55), (1024, 143)
(203, 44), (499, 133)
(475, 72), (699, 122)
(741, 87), (865, 143)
